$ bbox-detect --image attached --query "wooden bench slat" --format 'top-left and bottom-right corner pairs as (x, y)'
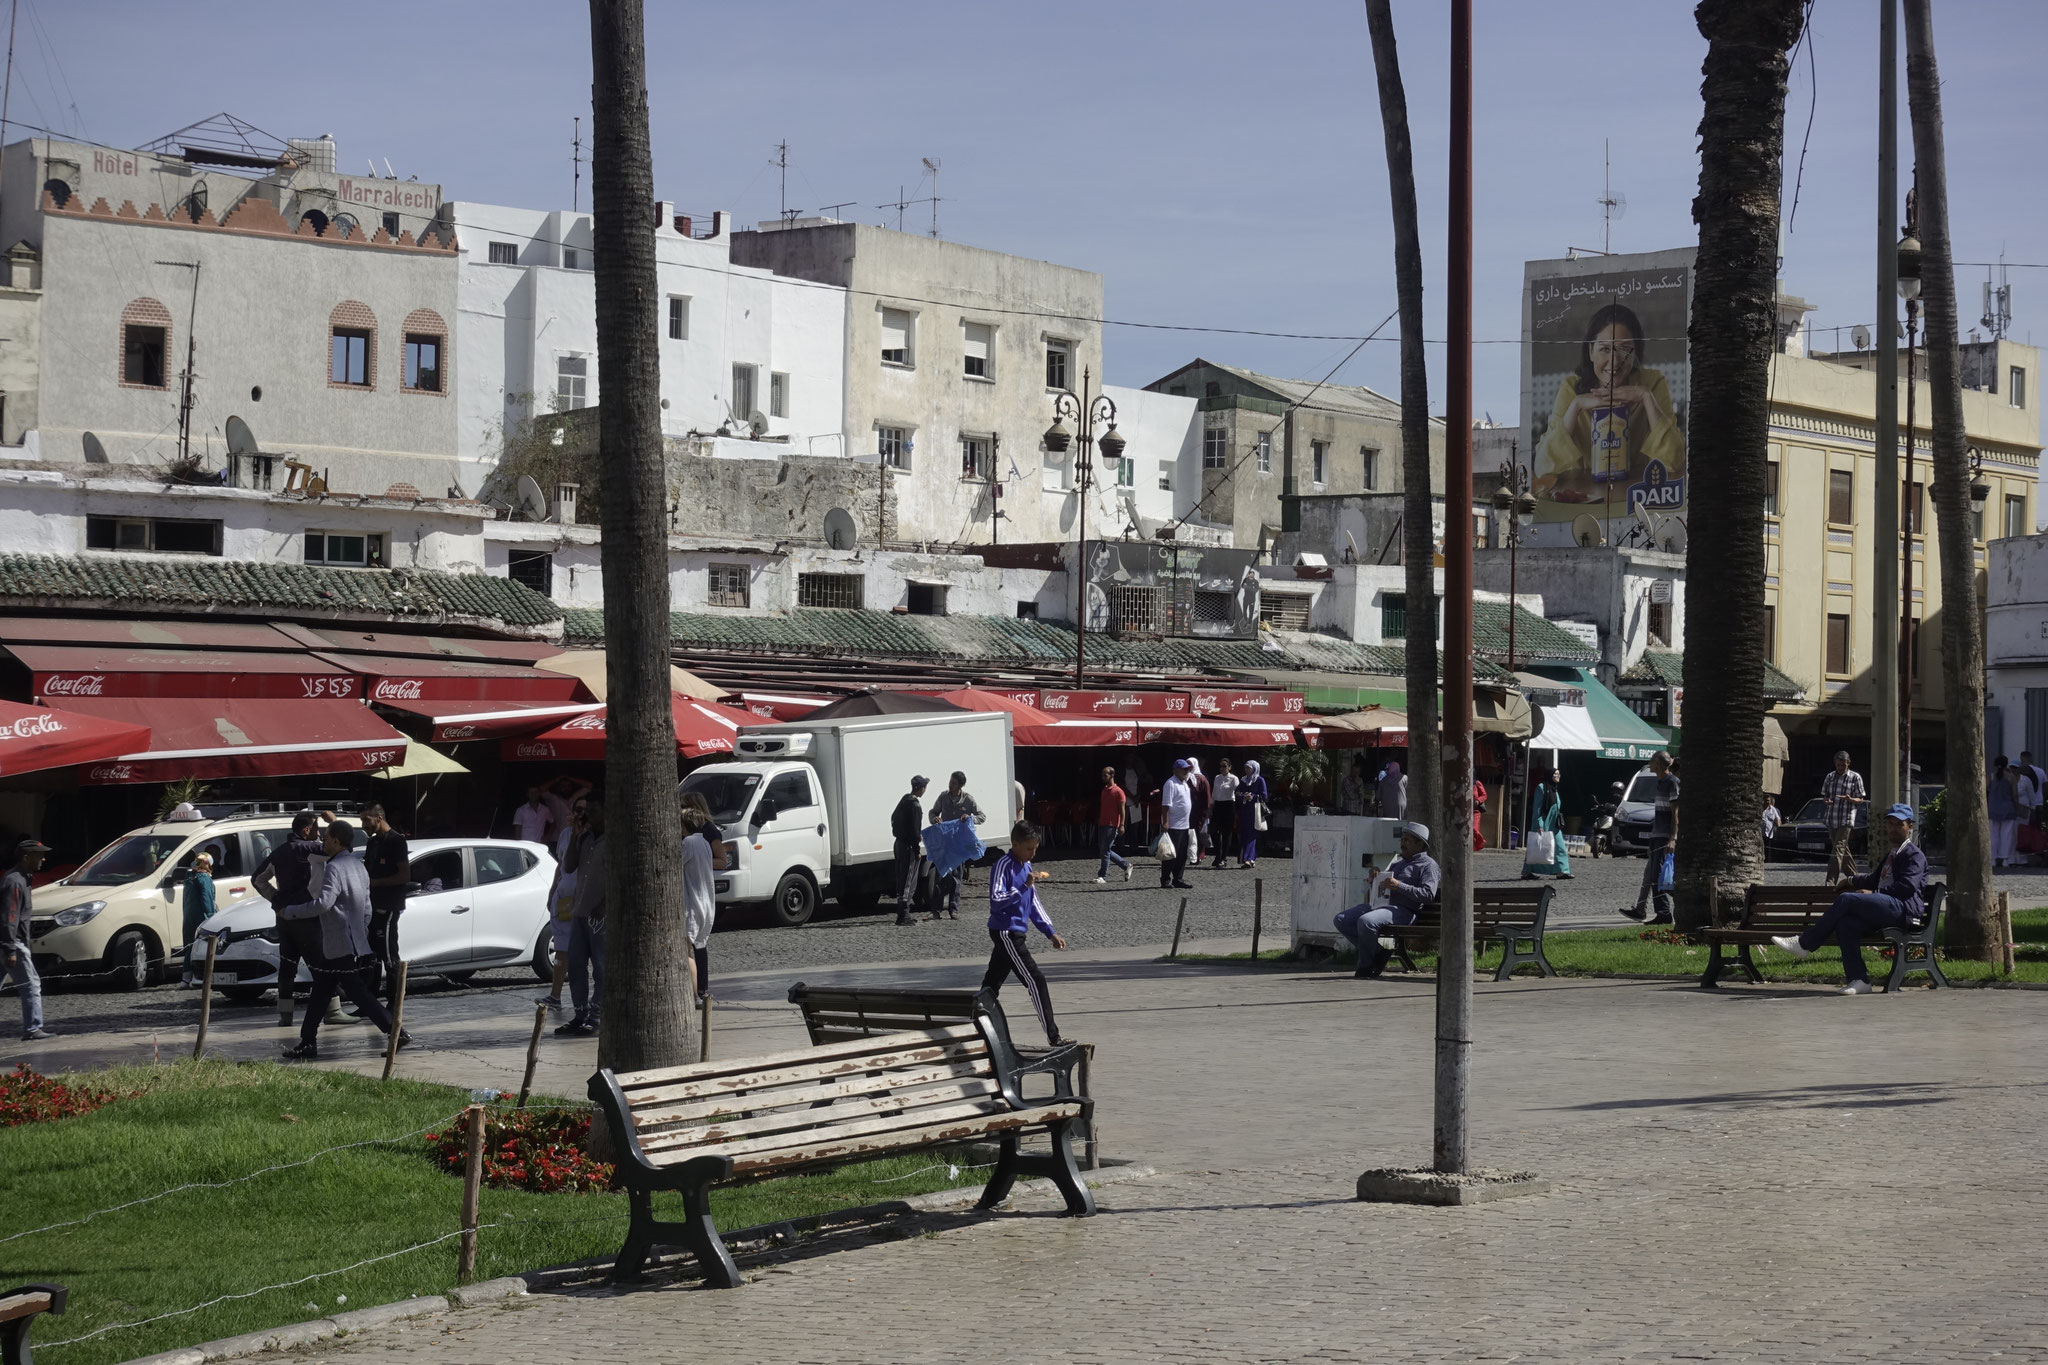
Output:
(630, 1059), (995, 1128)
(803, 1011), (982, 1035)
(615, 1023), (980, 1090)
(673, 1096), (1022, 1163)
(637, 1078), (1006, 1155)
(626, 1039), (989, 1108)
(717, 1101), (1086, 1175)
(0, 1292), (54, 1323)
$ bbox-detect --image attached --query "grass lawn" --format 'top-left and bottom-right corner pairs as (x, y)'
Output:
(2, 1060), (991, 1365)
(1172, 907), (2048, 985)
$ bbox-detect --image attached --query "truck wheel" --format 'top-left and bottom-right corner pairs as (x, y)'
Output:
(105, 929), (153, 991)
(770, 872), (817, 927)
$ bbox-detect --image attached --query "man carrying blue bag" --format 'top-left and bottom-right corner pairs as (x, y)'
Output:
(922, 771), (987, 921)
(1621, 751), (1679, 925)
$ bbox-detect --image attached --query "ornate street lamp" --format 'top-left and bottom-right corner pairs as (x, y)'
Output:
(1045, 368), (1120, 684)
(1491, 443), (1536, 670)
(1898, 223), (1922, 799)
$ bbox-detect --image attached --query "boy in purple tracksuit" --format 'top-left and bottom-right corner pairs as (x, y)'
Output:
(983, 821), (1071, 1046)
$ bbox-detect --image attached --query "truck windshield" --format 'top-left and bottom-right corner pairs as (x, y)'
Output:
(71, 834), (187, 886)
(680, 770), (763, 827)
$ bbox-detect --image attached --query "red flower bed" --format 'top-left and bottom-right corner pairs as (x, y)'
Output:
(0, 1063), (118, 1127)
(424, 1106), (616, 1194)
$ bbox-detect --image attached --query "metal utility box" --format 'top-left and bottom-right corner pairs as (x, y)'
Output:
(1290, 815), (1406, 950)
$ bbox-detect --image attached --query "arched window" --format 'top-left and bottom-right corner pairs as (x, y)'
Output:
(41, 178), (70, 209)
(329, 300), (376, 390)
(119, 298), (173, 389)
(299, 208), (330, 236)
(400, 308), (448, 394)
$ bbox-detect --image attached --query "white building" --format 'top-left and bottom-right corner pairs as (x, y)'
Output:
(447, 201), (848, 495)
(1986, 532), (2048, 761)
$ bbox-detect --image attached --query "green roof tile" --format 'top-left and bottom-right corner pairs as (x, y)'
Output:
(1472, 599), (1600, 664)
(0, 553), (561, 631)
(1622, 649), (1806, 702)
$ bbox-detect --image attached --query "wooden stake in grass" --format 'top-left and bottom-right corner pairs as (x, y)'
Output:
(1251, 878), (1263, 963)
(1168, 896), (1188, 959)
(699, 992), (713, 1062)
(457, 1103), (486, 1286)
(191, 933), (219, 1060)
(516, 1002), (547, 1109)
(381, 960), (409, 1082)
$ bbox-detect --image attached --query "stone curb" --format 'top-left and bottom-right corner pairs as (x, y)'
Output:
(116, 1167), (1162, 1364)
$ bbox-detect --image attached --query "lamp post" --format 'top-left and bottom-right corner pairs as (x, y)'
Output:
(1898, 221), (1921, 804)
(1043, 367), (1123, 686)
(1489, 443), (1537, 671)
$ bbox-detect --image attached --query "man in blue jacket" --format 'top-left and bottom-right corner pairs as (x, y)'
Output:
(1333, 821), (1441, 979)
(280, 820), (413, 1059)
(1773, 802), (1929, 995)
(982, 820), (1070, 1046)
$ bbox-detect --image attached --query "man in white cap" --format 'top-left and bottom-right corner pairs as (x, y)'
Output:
(1332, 821), (1441, 978)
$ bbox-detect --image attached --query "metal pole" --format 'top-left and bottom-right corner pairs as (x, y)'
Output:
(699, 992), (714, 1062)
(1250, 877), (1263, 962)
(1075, 370), (1090, 686)
(191, 933), (219, 1060)
(1871, 0), (1902, 817)
(1169, 895), (1188, 959)
(1434, 0), (1476, 1177)
(0, 0), (18, 232)
(1902, 303), (1918, 800)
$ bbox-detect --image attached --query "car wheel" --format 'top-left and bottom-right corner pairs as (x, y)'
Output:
(770, 871), (818, 927)
(440, 970), (477, 985)
(105, 929), (152, 991)
(531, 925), (558, 982)
(220, 985), (268, 1006)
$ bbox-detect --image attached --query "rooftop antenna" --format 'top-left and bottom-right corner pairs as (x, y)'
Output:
(878, 184), (912, 232)
(1597, 139), (1626, 255)
(571, 116), (587, 213)
(820, 200), (855, 220)
(773, 140), (806, 224)
(921, 156), (940, 237)
(1983, 253), (2013, 340)
(0, 0), (16, 230)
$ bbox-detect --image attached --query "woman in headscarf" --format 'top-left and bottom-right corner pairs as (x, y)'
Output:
(1374, 760), (1407, 820)
(1521, 766), (1572, 880)
(1236, 760), (1268, 869)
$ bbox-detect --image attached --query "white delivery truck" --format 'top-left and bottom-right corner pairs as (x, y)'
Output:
(679, 709), (1017, 926)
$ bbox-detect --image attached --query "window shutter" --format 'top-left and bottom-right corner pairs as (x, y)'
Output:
(881, 310), (910, 358)
(964, 324), (990, 364)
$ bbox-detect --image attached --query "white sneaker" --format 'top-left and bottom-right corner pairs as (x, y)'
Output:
(1770, 934), (1811, 959)
(1094, 877), (1107, 885)
(1839, 979), (1875, 996)
(1123, 865), (1132, 882)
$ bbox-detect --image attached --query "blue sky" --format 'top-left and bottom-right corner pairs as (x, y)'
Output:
(27, 1), (2048, 419)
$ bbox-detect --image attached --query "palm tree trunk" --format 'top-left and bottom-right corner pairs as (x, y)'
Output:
(1675, 0), (1805, 935)
(1903, 0), (1994, 958)
(589, 0), (694, 1070)
(1364, 0), (1439, 835)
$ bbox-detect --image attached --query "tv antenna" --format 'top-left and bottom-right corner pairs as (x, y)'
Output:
(877, 158), (942, 236)
(772, 140), (804, 224)
(571, 117), (588, 213)
(1983, 254), (2014, 340)
(921, 156), (940, 237)
(1597, 139), (1626, 255)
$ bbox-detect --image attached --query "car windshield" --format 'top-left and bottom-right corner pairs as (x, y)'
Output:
(679, 769), (762, 826)
(70, 834), (187, 886)
(1793, 799), (1828, 822)
(1625, 774), (1661, 803)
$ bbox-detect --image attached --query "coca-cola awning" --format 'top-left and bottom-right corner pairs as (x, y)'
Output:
(311, 653), (592, 704)
(8, 645), (360, 700)
(725, 691), (833, 721)
(55, 698), (411, 784)
(0, 617), (303, 652)
(504, 696), (755, 763)
(375, 697), (604, 743)
(0, 700), (153, 778)
(1136, 719), (1302, 747)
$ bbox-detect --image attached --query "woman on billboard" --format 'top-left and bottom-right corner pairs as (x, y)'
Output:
(1537, 302), (1684, 502)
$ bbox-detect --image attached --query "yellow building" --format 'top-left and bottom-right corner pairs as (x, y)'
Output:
(1767, 303), (2040, 795)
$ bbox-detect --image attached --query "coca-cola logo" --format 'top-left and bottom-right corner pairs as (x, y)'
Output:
(1041, 694), (1070, 710)
(699, 738), (732, 751)
(43, 674), (106, 696)
(0, 713), (65, 742)
(440, 725), (477, 739)
(1190, 693), (1220, 714)
(515, 742), (556, 759)
(303, 676), (357, 698)
(372, 679), (425, 701)
(561, 713), (608, 731)
(89, 763), (136, 781)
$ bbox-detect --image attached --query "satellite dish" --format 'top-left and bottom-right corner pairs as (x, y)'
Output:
(1634, 501), (1661, 544)
(823, 507), (858, 550)
(1659, 517), (1689, 554)
(748, 410), (771, 438)
(82, 431), (108, 464)
(225, 416), (257, 456)
(514, 474), (549, 522)
(1852, 324), (1872, 351)
(1572, 513), (1605, 548)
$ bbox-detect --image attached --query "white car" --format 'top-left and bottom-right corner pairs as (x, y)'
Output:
(197, 838), (558, 1003)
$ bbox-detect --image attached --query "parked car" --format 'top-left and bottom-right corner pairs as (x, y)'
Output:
(1766, 798), (1870, 863)
(197, 838), (557, 1003)
(1611, 768), (1662, 856)
(27, 810), (302, 989)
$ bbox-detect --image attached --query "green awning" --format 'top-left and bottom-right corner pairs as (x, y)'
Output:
(1528, 666), (1668, 763)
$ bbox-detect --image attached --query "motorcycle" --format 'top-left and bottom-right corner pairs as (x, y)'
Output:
(1587, 782), (1624, 859)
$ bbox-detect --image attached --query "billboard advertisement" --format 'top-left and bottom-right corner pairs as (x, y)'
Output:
(1523, 248), (1694, 542)
(1080, 541), (1260, 640)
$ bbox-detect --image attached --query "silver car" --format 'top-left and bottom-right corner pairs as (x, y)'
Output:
(196, 838), (558, 1003)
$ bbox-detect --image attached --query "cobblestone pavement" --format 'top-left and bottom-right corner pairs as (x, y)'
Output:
(26, 842), (2013, 1040)
(284, 958), (2048, 1364)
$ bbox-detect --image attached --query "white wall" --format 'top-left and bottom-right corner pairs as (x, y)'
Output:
(1091, 385), (1203, 538)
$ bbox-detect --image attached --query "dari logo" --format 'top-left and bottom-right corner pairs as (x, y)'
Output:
(440, 725), (477, 739)
(0, 713), (64, 741)
(90, 763), (137, 781)
(43, 674), (107, 697)
(372, 679), (426, 701)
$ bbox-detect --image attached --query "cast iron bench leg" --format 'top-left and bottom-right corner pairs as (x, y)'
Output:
(681, 1180), (741, 1289)
(1390, 937), (1419, 974)
(1699, 943), (1727, 988)
(1047, 1118), (1096, 1216)
(611, 1188), (657, 1283)
(978, 1134), (1022, 1210)
(1736, 942), (1765, 984)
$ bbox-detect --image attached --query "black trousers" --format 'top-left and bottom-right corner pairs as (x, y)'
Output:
(1209, 806), (1238, 864)
(276, 916), (322, 1002)
(366, 902), (404, 1006)
(1161, 828), (1192, 886)
(982, 928), (1059, 1045)
(299, 951), (395, 1045)
(692, 944), (709, 998)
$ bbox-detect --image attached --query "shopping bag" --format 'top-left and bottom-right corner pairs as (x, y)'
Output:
(1655, 850), (1675, 892)
(1252, 801), (1270, 832)
(1152, 831), (1176, 860)
(1523, 831), (1554, 867)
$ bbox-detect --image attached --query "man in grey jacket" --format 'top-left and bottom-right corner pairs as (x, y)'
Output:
(280, 820), (412, 1060)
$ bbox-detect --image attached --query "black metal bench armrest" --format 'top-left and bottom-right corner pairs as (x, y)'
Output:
(1010, 1041), (1084, 1099)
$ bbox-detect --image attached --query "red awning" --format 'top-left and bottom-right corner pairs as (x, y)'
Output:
(7, 645), (360, 700)
(374, 698), (605, 743)
(55, 698), (411, 783)
(0, 700), (153, 778)
(1180, 687), (1308, 720)
(1137, 719), (1301, 747)
(0, 617), (303, 652)
(1013, 718), (1141, 747)
(725, 691), (833, 721)
(505, 696), (756, 762)
(310, 653), (592, 704)
(275, 623), (564, 664)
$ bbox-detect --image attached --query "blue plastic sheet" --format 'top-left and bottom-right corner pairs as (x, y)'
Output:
(921, 818), (985, 879)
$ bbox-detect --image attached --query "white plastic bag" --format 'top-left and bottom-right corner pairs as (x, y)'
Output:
(1523, 831), (1555, 866)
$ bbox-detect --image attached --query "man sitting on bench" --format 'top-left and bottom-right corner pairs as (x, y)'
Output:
(1333, 821), (1440, 979)
(1771, 802), (1928, 996)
